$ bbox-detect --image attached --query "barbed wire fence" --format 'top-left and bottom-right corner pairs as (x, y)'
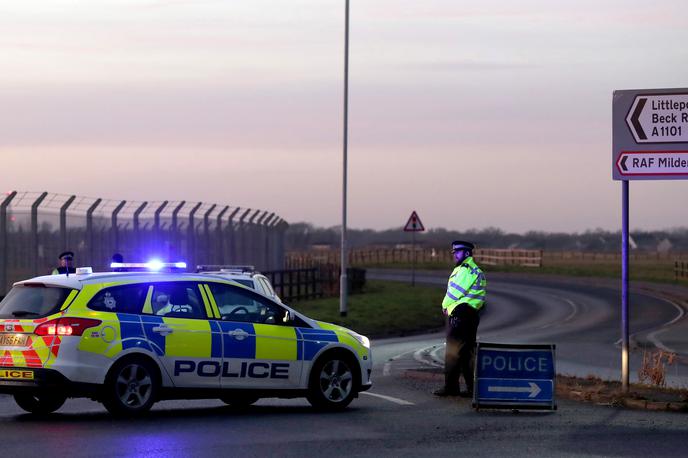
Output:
(0, 191), (288, 294)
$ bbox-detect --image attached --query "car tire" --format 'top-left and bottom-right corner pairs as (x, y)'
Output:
(14, 393), (66, 414)
(306, 352), (358, 411)
(102, 356), (159, 417)
(219, 394), (259, 408)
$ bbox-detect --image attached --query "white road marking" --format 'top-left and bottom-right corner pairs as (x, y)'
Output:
(413, 345), (443, 367)
(614, 294), (686, 353)
(361, 392), (415, 406)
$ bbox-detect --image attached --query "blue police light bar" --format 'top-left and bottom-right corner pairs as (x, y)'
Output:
(110, 261), (187, 270)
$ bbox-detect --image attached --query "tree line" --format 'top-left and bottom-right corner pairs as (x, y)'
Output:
(285, 223), (688, 253)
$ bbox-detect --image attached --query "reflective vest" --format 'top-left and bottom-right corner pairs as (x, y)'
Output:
(442, 256), (486, 315)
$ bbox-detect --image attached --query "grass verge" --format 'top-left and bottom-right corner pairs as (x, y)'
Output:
(291, 280), (445, 338)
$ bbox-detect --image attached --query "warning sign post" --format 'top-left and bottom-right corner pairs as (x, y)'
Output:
(403, 211), (425, 286)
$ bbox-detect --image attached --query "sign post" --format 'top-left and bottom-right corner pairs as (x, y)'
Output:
(613, 87), (688, 391)
(473, 342), (556, 411)
(403, 211), (425, 287)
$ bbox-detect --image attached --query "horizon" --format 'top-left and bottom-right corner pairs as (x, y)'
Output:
(2, 1), (687, 233)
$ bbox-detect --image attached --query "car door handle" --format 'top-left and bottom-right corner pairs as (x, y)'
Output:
(227, 329), (249, 340)
(152, 325), (174, 336)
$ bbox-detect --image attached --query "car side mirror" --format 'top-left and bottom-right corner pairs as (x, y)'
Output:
(283, 310), (294, 324)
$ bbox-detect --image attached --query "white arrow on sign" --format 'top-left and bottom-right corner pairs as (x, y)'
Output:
(488, 382), (541, 398)
(626, 93), (688, 143)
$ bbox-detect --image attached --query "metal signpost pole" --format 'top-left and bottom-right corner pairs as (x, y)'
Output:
(621, 180), (629, 392)
(339, 0), (349, 317)
(613, 87), (688, 392)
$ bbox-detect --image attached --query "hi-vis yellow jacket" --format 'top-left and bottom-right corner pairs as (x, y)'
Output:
(442, 256), (486, 315)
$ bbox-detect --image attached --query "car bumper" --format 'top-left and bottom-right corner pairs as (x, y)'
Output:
(0, 367), (99, 397)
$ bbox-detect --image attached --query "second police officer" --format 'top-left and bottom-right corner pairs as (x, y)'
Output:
(434, 241), (486, 397)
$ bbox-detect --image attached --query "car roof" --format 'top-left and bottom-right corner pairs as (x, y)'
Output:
(15, 271), (249, 290)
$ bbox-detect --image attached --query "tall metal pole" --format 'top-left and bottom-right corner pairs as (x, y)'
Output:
(412, 230), (416, 287)
(340, 0), (350, 317)
(621, 180), (630, 392)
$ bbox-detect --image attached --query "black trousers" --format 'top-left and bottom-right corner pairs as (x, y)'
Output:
(444, 304), (481, 393)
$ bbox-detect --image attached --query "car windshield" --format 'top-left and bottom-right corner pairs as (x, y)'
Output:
(233, 279), (254, 289)
(0, 284), (74, 319)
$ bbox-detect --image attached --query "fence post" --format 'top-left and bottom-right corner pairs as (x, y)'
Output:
(86, 198), (103, 266)
(110, 200), (126, 255)
(59, 195), (76, 253)
(203, 204), (217, 266)
(226, 208), (242, 264)
(255, 211), (268, 270)
(154, 201), (168, 255)
(0, 191), (17, 294)
(171, 201), (186, 260)
(187, 202), (202, 269)
(133, 202), (148, 256)
(215, 206), (230, 265)
(263, 212), (275, 271)
(30, 192), (48, 276)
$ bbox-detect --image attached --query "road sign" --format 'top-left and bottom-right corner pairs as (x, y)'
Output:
(403, 211), (425, 232)
(613, 88), (688, 180)
(626, 94), (688, 143)
(473, 342), (556, 411)
(616, 151), (688, 177)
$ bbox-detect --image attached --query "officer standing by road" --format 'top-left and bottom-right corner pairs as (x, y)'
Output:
(52, 251), (76, 275)
(434, 241), (486, 397)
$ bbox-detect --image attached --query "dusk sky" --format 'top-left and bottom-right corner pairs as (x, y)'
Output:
(2, 0), (687, 232)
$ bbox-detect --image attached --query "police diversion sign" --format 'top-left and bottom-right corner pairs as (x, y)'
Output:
(473, 342), (556, 411)
(613, 88), (688, 180)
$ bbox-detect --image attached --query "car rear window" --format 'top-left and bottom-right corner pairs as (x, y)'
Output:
(233, 279), (254, 289)
(0, 284), (75, 319)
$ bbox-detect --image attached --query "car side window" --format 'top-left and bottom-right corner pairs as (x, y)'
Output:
(257, 277), (275, 297)
(207, 282), (288, 325)
(147, 282), (205, 319)
(88, 284), (148, 314)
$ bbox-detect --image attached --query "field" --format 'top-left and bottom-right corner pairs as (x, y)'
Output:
(291, 280), (445, 338)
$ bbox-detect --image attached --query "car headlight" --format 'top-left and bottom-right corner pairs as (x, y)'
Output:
(348, 331), (370, 349)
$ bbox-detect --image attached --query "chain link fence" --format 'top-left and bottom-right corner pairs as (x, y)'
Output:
(0, 191), (287, 294)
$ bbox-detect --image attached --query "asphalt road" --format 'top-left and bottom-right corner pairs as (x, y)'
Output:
(1, 270), (687, 456)
(369, 269), (688, 386)
(1, 340), (688, 458)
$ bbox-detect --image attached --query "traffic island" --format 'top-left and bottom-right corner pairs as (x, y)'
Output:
(402, 369), (688, 413)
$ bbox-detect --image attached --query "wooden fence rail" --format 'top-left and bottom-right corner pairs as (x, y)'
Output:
(286, 248), (544, 268)
(676, 261), (688, 282)
(263, 266), (366, 302)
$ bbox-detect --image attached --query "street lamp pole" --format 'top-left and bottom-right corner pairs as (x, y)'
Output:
(340, 0), (350, 317)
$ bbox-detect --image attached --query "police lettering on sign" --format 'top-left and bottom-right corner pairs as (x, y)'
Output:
(473, 342), (556, 411)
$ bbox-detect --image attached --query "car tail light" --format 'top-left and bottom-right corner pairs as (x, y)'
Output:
(34, 318), (102, 336)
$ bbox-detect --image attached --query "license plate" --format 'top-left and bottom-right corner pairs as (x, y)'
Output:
(0, 369), (34, 380)
(0, 334), (28, 347)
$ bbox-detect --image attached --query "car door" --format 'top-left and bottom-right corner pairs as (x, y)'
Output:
(204, 282), (302, 389)
(141, 281), (221, 389)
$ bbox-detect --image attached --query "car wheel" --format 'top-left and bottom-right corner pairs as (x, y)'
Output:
(219, 394), (259, 407)
(102, 357), (159, 417)
(306, 353), (357, 411)
(14, 393), (66, 414)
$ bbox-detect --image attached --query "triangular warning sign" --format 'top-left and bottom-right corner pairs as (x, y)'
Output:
(403, 211), (425, 232)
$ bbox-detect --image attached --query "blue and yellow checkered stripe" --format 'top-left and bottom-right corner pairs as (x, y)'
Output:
(111, 315), (341, 361)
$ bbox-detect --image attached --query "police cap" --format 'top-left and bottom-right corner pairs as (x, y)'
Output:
(58, 251), (74, 260)
(451, 241), (475, 252)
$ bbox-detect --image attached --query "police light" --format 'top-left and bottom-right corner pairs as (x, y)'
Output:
(110, 261), (188, 271)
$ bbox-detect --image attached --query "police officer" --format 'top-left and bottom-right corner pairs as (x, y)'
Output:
(52, 251), (76, 275)
(434, 241), (486, 397)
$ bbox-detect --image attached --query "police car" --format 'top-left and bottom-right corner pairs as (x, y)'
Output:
(0, 262), (372, 416)
(196, 265), (281, 303)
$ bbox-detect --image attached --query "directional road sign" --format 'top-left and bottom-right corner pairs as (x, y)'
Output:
(473, 342), (556, 411)
(614, 88), (688, 180)
(403, 211), (425, 232)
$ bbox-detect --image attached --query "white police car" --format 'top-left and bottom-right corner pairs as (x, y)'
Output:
(0, 262), (372, 416)
(196, 265), (281, 302)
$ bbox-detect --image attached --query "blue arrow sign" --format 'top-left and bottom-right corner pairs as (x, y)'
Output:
(474, 343), (556, 410)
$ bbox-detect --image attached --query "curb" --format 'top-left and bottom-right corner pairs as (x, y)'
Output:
(402, 369), (688, 413)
